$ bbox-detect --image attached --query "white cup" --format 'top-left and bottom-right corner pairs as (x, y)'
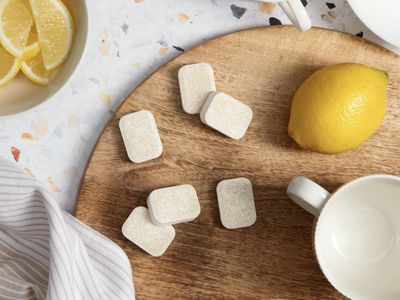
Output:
(258, 0), (311, 31)
(287, 175), (400, 299)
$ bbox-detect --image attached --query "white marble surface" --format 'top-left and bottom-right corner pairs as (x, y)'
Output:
(0, 0), (398, 213)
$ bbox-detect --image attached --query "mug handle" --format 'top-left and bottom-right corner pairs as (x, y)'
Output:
(287, 176), (331, 216)
(278, 0), (311, 32)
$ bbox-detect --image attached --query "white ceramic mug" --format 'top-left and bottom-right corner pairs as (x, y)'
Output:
(287, 175), (400, 299)
(259, 0), (311, 31)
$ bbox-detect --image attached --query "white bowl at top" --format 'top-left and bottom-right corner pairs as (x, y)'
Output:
(0, 0), (89, 117)
(348, 0), (400, 48)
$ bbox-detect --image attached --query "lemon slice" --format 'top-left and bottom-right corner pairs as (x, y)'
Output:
(23, 29), (40, 60)
(21, 52), (49, 85)
(21, 0), (40, 60)
(0, 0), (33, 58)
(29, 0), (74, 71)
(0, 45), (21, 87)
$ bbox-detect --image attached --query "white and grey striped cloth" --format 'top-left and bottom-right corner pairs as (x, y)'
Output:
(0, 159), (135, 300)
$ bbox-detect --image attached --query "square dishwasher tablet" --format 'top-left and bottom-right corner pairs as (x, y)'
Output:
(178, 63), (216, 114)
(147, 184), (201, 225)
(200, 92), (253, 140)
(119, 110), (163, 163)
(216, 177), (256, 229)
(122, 206), (175, 257)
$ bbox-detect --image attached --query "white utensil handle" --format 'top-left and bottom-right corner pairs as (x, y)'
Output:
(279, 0), (311, 32)
(287, 176), (331, 216)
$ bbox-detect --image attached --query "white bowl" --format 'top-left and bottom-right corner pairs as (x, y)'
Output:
(0, 0), (89, 117)
(348, 0), (400, 48)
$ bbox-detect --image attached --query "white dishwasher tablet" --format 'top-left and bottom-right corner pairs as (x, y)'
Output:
(200, 92), (253, 140)
(147, 184), (201, 225)
(178, 63), (216, 114)
(122, 206), (175, 257)
(119, 110), (163, 163)
(216, 177), (256, 229)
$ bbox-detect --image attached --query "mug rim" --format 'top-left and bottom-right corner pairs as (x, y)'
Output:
(314, 174), (400, 299)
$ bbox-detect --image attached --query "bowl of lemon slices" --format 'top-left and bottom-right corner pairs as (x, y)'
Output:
(0, 0), (88, 117)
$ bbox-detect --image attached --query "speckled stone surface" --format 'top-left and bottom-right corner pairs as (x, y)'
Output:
(0, 0), (398, 213)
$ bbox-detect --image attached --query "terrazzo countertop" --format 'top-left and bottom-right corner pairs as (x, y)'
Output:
(1, 0), (399, 213)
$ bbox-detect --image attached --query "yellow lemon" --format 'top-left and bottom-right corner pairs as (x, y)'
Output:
(288, 63), (388, 154)
(21, 0), (40, 60)
(29, 0), (74, 71)
(21, 51), (49, 85)
(23, 29), (40, 60)
(0, 44), (21, 87)
(0, 0), (33, 58)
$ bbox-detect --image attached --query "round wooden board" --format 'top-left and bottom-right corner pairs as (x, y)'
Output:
(76, 26), (400, 299)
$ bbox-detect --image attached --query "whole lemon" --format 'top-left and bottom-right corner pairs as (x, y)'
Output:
(288, 63), (388, 154)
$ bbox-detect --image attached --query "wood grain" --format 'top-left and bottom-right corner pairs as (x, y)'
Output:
(75, 26), (400, 299)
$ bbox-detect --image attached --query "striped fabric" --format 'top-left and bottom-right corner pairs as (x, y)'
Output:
(0, 159), (135, 300)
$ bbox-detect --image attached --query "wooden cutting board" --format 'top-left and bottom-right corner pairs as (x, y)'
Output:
(75, 26), (400, 299)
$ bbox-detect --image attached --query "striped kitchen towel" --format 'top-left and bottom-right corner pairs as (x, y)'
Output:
(0, 159), (135, 300)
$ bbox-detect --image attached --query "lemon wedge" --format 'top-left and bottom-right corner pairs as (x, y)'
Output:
(0, 0), (33, 58)
(0, 45), (21, 87)
(23, 29), (40, 60)
(20, 0), (40, 60)
(29, 0), (74, 71)
(21, 52), (49, 85)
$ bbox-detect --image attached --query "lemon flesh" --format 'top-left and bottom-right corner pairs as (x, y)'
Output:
(21, 52), (49, 85)
(0, 0), (33, 58)
(21, 0), (40, 60)
(0, 45), (21, 87)
(288, 63), (388, 154)
(23, 29), (40, 60)
(29, 0), (74, 71)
